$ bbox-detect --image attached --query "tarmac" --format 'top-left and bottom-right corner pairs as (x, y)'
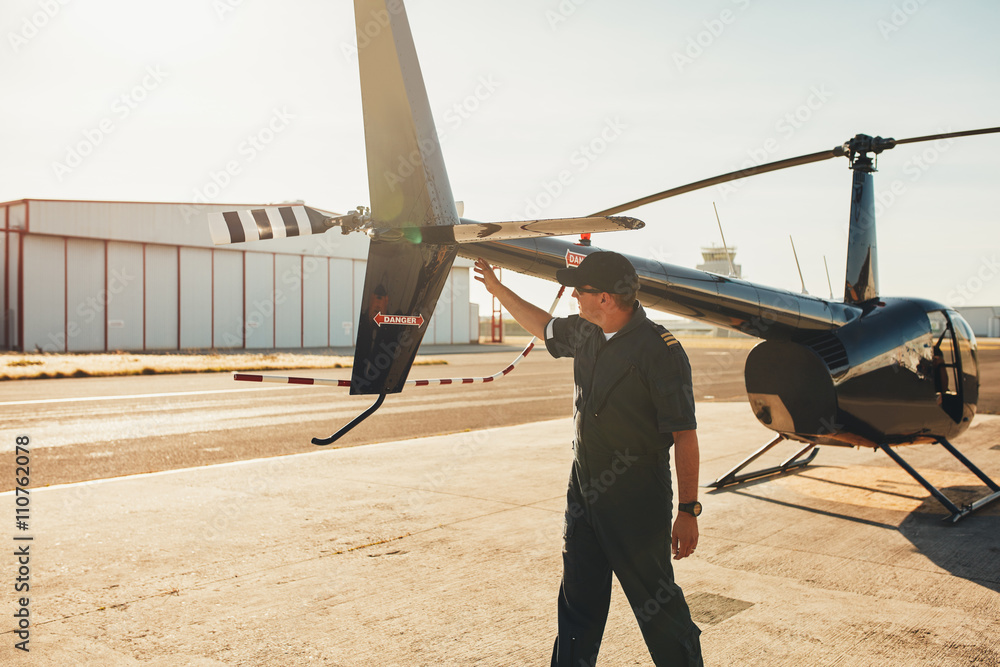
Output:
(3, 402), (1000, 666)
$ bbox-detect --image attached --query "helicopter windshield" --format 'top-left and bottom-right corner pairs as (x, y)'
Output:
(950, 311), (979, 408)
(928, 310), (978, 422)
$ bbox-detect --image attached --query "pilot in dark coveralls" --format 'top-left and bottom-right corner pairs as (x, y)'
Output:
(474, 252), (703, 666)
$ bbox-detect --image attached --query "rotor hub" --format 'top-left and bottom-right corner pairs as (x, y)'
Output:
(844, 134), (897, 171)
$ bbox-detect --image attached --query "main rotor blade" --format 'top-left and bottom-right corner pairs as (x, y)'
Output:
(590, 147), (844, 216)
(893, 125), (1000, 147)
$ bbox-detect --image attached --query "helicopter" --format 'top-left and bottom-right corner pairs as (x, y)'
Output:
(208, 0), (999, 523)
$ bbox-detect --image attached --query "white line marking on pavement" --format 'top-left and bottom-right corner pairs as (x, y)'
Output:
(0, 386), (297, 407)
(0, 418), (571, 496)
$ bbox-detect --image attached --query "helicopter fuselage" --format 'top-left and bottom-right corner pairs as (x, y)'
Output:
(462, 238), (979, 449)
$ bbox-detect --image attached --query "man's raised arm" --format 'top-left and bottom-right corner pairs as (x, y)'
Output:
(473, 258), (552, 340)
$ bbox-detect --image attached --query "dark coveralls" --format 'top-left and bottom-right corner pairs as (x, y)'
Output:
(545, 305), (702, 666)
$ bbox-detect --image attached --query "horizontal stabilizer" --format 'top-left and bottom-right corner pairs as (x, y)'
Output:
(416, 215), (643, 244)
(207, 205), (341, 245)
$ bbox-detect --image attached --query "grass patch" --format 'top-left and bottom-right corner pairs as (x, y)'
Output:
(0, 352), (447, 381)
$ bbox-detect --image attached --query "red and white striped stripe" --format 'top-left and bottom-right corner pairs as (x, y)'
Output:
(233, 285), (564, 390)
(233, 341), (536, 388)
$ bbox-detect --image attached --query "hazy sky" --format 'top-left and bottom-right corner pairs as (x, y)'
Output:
(3, 0), (999, 319)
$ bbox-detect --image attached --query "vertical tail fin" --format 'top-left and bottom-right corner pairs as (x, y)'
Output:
(349, 0), (459, 394)
(355, 0), (458, 229)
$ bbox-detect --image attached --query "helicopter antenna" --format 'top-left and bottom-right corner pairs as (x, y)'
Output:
(790, 236), (808, 295)
(713, 202), (737, 277)
(823, 256), (834, 299)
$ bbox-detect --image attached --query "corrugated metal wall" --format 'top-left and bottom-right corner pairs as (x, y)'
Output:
(107, 241), (144, 350)
(212, 250), (242, 349)
(274, 254), (302, 348)
(302, 255), (327, 348)
(66, 238), (104, 352)
(23, 235), (65, 352)
(1, 200), (476, 352)
(179, 248), (213, 349)
(145, 245), (178, 350)
(329, 259), (354, 347)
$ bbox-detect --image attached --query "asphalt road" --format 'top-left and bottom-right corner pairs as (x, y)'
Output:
(3, 343), (997, 492)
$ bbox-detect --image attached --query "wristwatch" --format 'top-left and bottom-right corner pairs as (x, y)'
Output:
(678, 501), (702, 517)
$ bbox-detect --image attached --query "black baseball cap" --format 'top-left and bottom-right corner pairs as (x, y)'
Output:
(556, 251), (638, 294)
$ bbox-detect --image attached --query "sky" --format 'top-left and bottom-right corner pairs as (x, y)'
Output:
(3, 0), (999, 321)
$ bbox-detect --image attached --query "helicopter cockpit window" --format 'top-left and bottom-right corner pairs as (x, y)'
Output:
(928, 310), (962, 422)
(950, 312), (978, 383)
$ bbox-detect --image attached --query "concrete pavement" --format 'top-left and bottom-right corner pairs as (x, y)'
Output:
(3, 403), (999, 665)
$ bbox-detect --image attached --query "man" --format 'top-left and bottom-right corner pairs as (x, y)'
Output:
(474, 252), (703, 666)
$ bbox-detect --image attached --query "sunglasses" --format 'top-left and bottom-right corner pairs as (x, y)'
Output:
(574, 286), (605, 294)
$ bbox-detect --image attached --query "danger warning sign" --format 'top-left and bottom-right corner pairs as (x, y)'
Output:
(565, 249), (587, 268)
(374, 313), (425, 327)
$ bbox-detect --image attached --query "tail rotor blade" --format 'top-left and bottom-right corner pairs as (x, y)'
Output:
(207, 205), (338, 246)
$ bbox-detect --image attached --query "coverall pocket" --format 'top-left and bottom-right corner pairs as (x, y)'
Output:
(563, 513), (575, 540)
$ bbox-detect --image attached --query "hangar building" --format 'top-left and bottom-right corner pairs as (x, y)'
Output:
(957, 306), (1000, 338)
(0, 199), (476, 353)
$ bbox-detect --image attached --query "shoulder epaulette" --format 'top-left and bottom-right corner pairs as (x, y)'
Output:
(650, 322), (680, 349)
(660, 330), (680, 348)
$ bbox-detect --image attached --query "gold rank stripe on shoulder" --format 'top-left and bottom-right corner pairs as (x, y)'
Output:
(660, 331), (679, 347)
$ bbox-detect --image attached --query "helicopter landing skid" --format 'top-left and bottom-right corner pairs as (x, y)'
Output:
(705, 434), (819, 489)
(311, 393), (387, 447)
(877, 439), (1000, 523)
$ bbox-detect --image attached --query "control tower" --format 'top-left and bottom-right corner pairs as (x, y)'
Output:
(697, 245), (741, 278)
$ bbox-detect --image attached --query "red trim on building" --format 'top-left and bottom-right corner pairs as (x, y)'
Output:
(300, 255), (304, 348)
(103, 240), (109, 352)
(176, 246), (182, 350)
(64, 238), (68, 352)
(17, 204), (27, 351)
(211, 248), (216, 349)
(327, 258), (331, 348)
(4, 206), (9, 350)
(142, 244), (147, 351)
(272, 253), (276, 347)
(241, 251), (246, 349)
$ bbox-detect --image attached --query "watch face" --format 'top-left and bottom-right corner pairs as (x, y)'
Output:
(680, 502), (702, 517)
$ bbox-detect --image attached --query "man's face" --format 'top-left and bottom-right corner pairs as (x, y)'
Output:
(572, 285), (604, 324)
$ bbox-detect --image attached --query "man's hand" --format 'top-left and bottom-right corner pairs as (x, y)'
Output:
(671, 512), (699, 560)
(473, 258), (501, 294)
(472, 258), (550, 339)
(671, 429), (700, 560)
